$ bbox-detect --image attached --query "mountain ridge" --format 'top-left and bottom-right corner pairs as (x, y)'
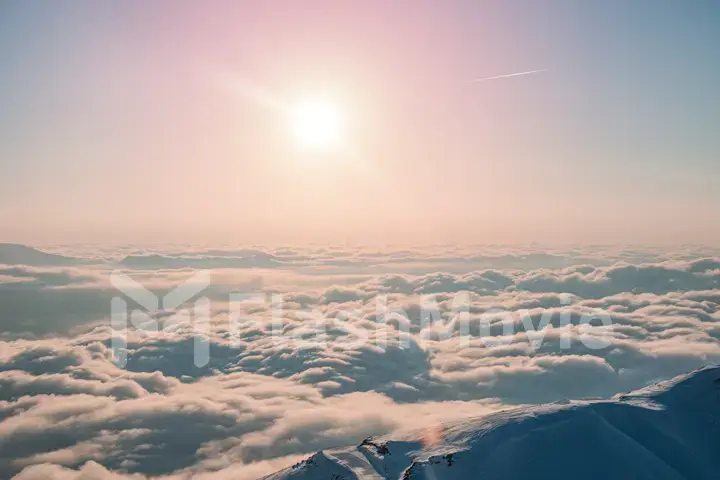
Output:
(0, 243), (86, 266)
(263, 366), (720, 480)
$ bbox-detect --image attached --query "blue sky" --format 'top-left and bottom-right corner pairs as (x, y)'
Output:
(1, 0), (718, 244)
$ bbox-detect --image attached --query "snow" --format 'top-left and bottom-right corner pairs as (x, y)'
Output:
(263, 365), (720, 479)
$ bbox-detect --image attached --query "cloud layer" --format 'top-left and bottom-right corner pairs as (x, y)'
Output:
(1, 243), (719, 478)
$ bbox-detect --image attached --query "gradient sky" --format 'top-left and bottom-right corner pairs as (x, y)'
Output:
(1, 0), (718, 245)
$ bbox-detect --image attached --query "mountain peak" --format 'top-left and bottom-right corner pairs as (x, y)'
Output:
(265, 365), (720, 479)
(0, 243), (84, 266)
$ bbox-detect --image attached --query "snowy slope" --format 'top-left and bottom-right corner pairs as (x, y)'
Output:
(263, 366), (720, 480)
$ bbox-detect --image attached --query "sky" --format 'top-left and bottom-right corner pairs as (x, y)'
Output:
(1, 0), (719, 245)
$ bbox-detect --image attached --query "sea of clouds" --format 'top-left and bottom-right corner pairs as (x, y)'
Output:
(1, 243), (720, 479)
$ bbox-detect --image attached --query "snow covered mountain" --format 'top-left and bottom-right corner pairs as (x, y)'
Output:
(263, 366), (720, 480)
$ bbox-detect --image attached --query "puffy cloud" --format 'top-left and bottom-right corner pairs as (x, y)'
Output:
(0, 244), (719, 478)
(516, 260), (720, 298)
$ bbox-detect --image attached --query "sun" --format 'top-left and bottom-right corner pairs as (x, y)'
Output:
(289, 98), (345, 150)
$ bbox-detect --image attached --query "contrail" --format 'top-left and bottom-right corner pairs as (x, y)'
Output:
(468, 69), (547, 83)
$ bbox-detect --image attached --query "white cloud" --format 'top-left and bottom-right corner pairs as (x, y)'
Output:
(0, 244), (719, 478)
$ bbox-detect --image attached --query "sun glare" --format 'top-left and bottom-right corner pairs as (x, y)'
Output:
(289, 99), (344, 150)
